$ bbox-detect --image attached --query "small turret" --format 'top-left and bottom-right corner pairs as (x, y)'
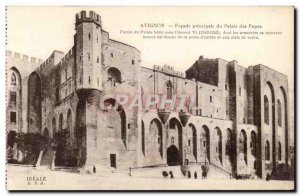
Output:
(76, 11), (101, 27)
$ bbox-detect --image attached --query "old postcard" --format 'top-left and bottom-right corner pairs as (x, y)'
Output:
(6, 6), (295, 190)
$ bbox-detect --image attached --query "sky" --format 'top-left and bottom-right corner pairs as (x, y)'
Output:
(6, 6), (294, 142)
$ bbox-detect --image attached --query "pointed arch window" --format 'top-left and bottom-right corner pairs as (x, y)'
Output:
(264, 95), (269, 124)
(59, 114), (63, 132)
(277, 99), (282, 127)
(265, 141), (270, 161)
(11, 73), (16, 86)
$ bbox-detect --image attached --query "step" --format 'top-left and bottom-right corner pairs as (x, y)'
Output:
(40, 148), (55, 166)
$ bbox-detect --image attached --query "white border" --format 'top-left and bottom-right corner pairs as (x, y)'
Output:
(0, 0), (298, 195)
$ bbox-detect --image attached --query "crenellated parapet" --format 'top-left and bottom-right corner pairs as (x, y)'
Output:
(6, 50), (43, 65)
(76, 10), (101, 27)
(153, 64), (185, 78)
(57, 48), (74, 67)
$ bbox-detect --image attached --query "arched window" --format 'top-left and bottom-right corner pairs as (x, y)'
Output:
(28, 72), (41, 133)
(250, 131), (257, 157)
(200, 125), (210, 162)
(107, 67), (122, 87)
(150, 119), (163, 157)
(264, 95), (269, 124)
(166, 80), (173, 99)
(188, 124), (197, 161)
(239, 130), (247, 163)
(11, 73), (16, 86)
(67, 109), (72, 133)
(265, 140), (270, 161)
(59, 114), (63, 132)
(277, 99), (282, 127)
(278, 142), (282, 161)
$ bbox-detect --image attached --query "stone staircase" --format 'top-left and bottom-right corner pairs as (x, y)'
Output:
(37, 146), (56, 169)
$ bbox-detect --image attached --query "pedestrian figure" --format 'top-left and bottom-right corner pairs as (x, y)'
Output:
(169, 171), (174, 179)
(266, 173), (271, 181)
(194, 171), (197, 179)
(93, 165), (96, 173)
(202, 171), (207, 179)
(188, 171), (191, 178)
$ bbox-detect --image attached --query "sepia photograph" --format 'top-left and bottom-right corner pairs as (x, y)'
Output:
(5, 6), (295, 191)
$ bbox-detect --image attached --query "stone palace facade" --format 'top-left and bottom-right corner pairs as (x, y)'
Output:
(7, 11), (290, 179)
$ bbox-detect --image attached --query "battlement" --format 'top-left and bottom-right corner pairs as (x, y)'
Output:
(6, 50), (43, 64)
(76, 11), (101, 27)
(153, 64), (185, 78)
(40, 54), (55, 69)
(58, 48), (74, 67)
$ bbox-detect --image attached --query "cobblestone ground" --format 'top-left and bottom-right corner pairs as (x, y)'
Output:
(6, 166), (294, 191)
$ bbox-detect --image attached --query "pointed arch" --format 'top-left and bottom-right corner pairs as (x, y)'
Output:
(264, 95), (269, 124)
(239, 129), (247, 164)
(11, 73), (16, 86)
(10, 67), (22, 87)
(59, 113), (63, 132)
(266, 81), (276, 167)
(250, 131), (257, 157)
(277, 99), (282, 126)
(200, 125), (210, 162)
(167, 118), (183, 165)
(280, 86), (288, 164)
(8, 67), (22, 132)
(27, 72), (41, 133)
(149, 118), (163, 157)
(67, 109), (72, 133)
(188, 123), (197, 161)
(104, 98), (127, 147)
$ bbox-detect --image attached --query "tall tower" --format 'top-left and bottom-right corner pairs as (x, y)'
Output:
(75, 11), (102, 94)
(74, 11), (102, 170)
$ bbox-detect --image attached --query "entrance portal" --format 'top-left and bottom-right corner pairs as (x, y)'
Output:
(167, 145), (180, 166)
(110, 154), (116, 169)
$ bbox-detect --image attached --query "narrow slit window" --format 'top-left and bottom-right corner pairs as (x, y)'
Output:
(10, 112), (16, 123)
